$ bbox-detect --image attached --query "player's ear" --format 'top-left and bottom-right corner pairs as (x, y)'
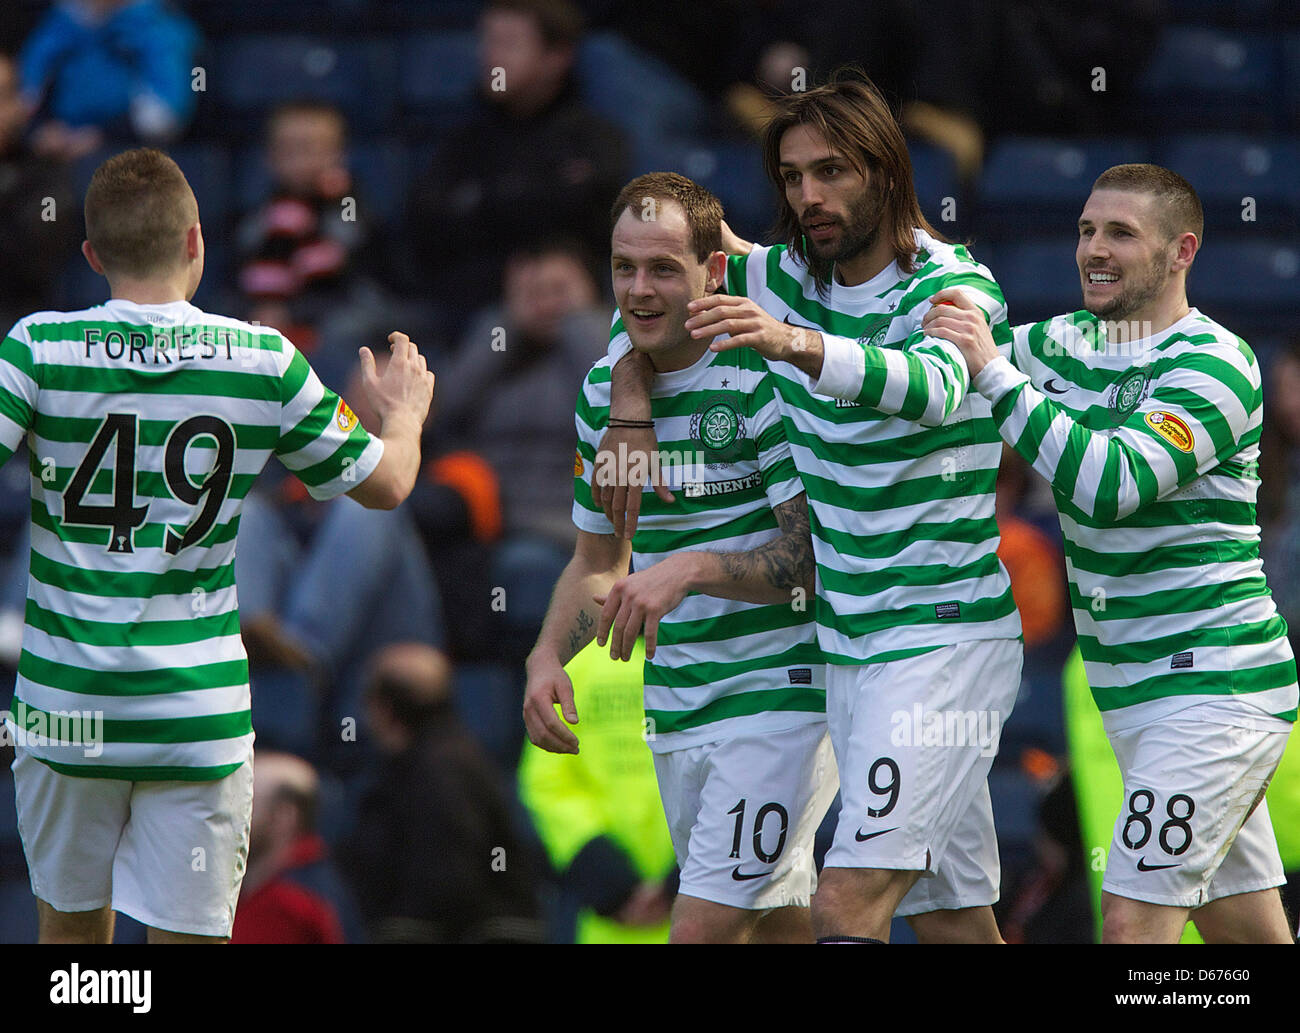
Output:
(186, 223), (203, 261)
(81, 240), (105, 276)
(704, 250), (727, 293)
(1170, 231), (1198, 272)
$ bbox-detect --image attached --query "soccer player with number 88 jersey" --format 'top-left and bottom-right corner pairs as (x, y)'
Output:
(924, 164), (1297, 943)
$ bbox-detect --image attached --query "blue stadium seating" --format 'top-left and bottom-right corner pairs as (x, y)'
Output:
(1135, 28), (1278, 130)
(978, 241), (1084, 326)
(398, 31), (480, 131)
(631, 137), (774, 243)
(1285, 34), (1300, 128)
(1189, 239), (1300, 326)
(977, 137), (1152, 239)
(908, 140), (961, 228)
(209, 35), (400, 135)
(576, 32), (710, 155)
(1161, 135), (1300, 233)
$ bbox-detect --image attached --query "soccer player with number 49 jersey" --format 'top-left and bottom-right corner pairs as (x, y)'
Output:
(0, 149), (435, 943)
(925, 163), (1297, 943)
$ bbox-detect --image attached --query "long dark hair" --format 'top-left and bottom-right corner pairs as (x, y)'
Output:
(761, 70), (945, 292)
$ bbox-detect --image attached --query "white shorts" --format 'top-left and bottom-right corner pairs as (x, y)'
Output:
(824, 638), (1022, 914)
(1102, 713), (1289, 908)
(653, 721), (838, 910)
(12, 748), (253, 937)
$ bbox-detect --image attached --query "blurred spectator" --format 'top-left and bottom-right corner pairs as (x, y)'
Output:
(0, 52), (78, 332)
(19, 0), (200, 159)
(518, 639), (676, 943)
(418, 240), (606, 664)
(434, 239), (604, 549)
(407, 0), (627, 324)
(996, 444), (1068, 649)
(231, 751), (363, 944)
(1260, 341), (1300, 657)
(235, 101), (388, 377)
(338, 644), (544, 943)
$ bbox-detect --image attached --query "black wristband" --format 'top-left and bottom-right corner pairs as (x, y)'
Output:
(608, 418), (654, 428)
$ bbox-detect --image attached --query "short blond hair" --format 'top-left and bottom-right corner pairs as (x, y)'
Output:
(84, 148), (199, 278)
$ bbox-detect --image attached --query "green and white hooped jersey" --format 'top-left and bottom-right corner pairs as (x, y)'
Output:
(0, 299), (383, 779)
(974, 308), (1297, 731)
(609, 230), (1022, 666)
(572, 344), (825, 753)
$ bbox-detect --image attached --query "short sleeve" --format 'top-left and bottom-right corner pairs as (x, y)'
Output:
(0, 323), (38, 469)
(572, 365), (617, 535)
(274, 340), (383, 500)
(752, 371), (802, 510)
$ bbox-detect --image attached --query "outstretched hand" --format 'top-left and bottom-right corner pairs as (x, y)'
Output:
(358, 331), (435, 431)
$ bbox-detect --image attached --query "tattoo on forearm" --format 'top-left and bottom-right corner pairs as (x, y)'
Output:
(720, 495), (814, 592)
(566, 608), (595, 659)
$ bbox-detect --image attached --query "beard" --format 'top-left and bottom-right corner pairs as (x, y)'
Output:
(798, 179), (888, 293)
(1085, 249), (1172, 323)
(804, 181), (887, 266)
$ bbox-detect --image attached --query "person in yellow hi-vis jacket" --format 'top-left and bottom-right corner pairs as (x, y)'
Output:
(1064, 646), (1300, 942)
(518, 639), (677, 943)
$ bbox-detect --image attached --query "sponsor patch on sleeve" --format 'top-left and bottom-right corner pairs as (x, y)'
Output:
(334, 397), (359, 433)
(574, 448), (584, 477)
(1143, 410), (1194, 452)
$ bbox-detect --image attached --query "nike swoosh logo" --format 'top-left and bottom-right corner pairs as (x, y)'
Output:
(784, 314), (812, 329)
(1043, 378), (1070, 395)
(1136, 858), (1181, 872)
(731, 866), (773, 881)
(854, 827), (898, 843)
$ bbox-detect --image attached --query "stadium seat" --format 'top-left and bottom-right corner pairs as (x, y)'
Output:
(1135, 28), (1278, 131)
(977, 137), (1152, 240)
(908, 140), (961, 227)
(398, 31), (480, 131)
(977, 241), (1084, 327)
(632, 138), (774, 244)
(1285, 34), (1300, 129)
(576, 32), (710, 155)
(209, 35), (400, 136)
(1189, 239), (1300, 329)
(1161, 135), (1300, 234)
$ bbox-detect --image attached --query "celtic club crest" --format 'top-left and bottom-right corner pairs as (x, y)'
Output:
(1108, 368), (1150, 425)
(690, 394), (746, 466)
(859, 322), (888, 350)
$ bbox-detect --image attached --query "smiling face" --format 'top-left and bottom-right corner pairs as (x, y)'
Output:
(610, 200), (723, 371)
(778, 123), (887, 270)
(1076, 188), (1190, 325)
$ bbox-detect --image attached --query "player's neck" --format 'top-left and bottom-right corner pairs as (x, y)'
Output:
(829, 230), (897, 288)
(647, 336), (709, 374)
(106, 276), (192, 306)
(1104, 291), (1192, 343)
